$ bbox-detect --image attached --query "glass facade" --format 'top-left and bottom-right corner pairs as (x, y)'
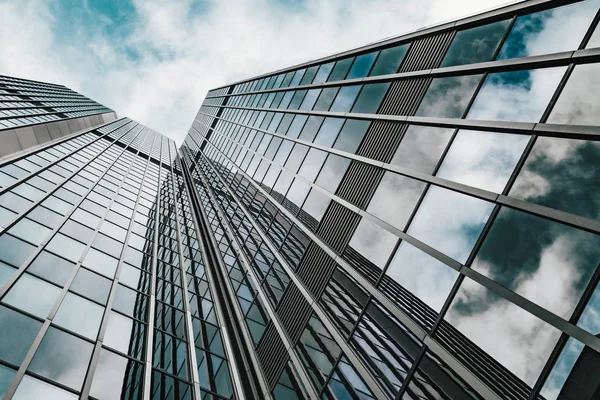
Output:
(2, 1), (600, 399)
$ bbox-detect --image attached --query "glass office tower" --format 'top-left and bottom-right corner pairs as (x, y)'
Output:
(1, 0), (600, 399)
(0, 75), (116, 160)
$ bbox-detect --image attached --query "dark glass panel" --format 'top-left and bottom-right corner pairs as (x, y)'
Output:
(440, 19), (510, 67)
(314, 118), (345, 147)
(27, 251), (75, 286)
(510, 136), (600, 221)
(28, 327), (94, 390)
(3, 273), (61, 318)
(333, 119), (370, 154)
(347, 52), (378, 79)
(0, 305), (42, 366)
(327, 58), (354, 82)
(416, 75), (482, 118)
(497, 0), (598, 60)
(370, 44), (409, 76)
(70, 267), (112, 304)
(351, 83), (390, 114)
(471, 207), (600, 319)
(0, 234), (36, 267)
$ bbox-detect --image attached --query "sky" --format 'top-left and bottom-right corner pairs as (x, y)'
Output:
(0, 0), (514, 144)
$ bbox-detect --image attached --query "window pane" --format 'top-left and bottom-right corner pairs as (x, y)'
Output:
(444, 277), (561, 386)
(328, 58), (354, 82)
(313, 62), (334, 84)
(315, 154), (350, 193)
(547, 63), (600, 126)
(9, 218), (51, 246)
(0, 305), (42, 366)
(298, 116), (324, 142)
(347, 52), (378, 79)
(46, 234), (87, 263)
(440, 19), (510, 67)
(391, 125), (454, 174)
(330, 86), (361, 113)
(3, 273), (61, 318)
(351, 83), (390, 114)
(370, 44), (409, 76)
(27, 251), (75, 286)
(348, 218), (398, 270)
(28, 327), (94, 390)
(497, 0), (598, 60)
(510, 136), (600, 221)
(436, 130), (529, 192)
(104, 311), (145, 359)
(0, 261), (16, 288)
(0, 234), (36, 267)
(83, 248), (118, 278)
(90, 348), (143, 400)
(113, 284), (147, 320)
(416, 75), (482, 118)
(70, 267), (112, 304)
(314, 118), (345, 147)
(13, 375), (77, 400)
(54, 292), (104, 339)
(407, 186), (493, 263)
(471, 207), (600, 319)
(298, 148), (327, 182)
(0, 364), (15, 399)
(333, 119), (370, 154)
(59, 220), (95, 244)
(313, 87), (339, 111)
(301, 189), (330, 230)
(467, 67), (566, 122)
(367, 172), (426, 230)
(384, 241), (459, 312)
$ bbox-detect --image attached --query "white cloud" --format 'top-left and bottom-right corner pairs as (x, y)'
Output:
(0, 0), (513, 144)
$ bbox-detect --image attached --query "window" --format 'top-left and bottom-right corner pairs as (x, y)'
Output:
(315, 154), (350, 193)
(370, 44), (409, 76)
(0, 305), (42, 366)
(391, 125), (454, 174)
(27, 251), (75, 286)
(53, 292), (104, 339)
(348, 218), (398, 270)
(467, 67), (566, 122)
(442, 20), (510, 67)
(347, 52), (378, 79)
(416, 75), (482, 118)
(350, 83), (390, 114)
(0, 234), (36, 267)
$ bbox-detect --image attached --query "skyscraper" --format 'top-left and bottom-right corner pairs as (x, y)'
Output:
(1, 0), (600, 399)
(0, 75), (116, 160)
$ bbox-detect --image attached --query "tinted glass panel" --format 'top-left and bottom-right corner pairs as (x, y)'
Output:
(329, 86), (361, 113)
(347, 52), (378, 79)
(70, 267), (112, 304)
(385, 241), (459, 311)
(407, 186), (493, 263)
(54, 292), (104, 339)
(9, 218), (51, 246)
(471, 207), (600, 319)
(0, 234), (36, 267)
(27, 251), (75, 286)
(0, 364), (15, 399)
(510, 136), (600, 221)
(391, 125), (454, 174)
(547, 63), (600, 126)
(497, 0), (598, 60)
(440, 19), (510, 67)
(370, 44), (409, 76)
(0, 305), (42, 366)
(348, 218), (398, 269)
(444, 277), (561, 386)
(367, 172), (426, 230)
(328, 58), (354, 82)
(416, 75), (482, 118)
(351, 83), (390, 114)
(28, 327), (94, 390)
(333, 119), (370, 154)
(313, 62), (334, 84)
(314, 118), (344, 147)
(0, 261), (15, 288)
(3, 273), (61, 318)
(467, 67), (566, 122)
(90, 348), (143, 400)
(104, 311), (145, 359)
(315, 154), (350, 193)
(13, 375), (77, 400)
(436, 130), (529, 192)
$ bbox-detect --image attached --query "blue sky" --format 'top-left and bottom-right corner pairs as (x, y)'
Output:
(0, 0), (510, 144)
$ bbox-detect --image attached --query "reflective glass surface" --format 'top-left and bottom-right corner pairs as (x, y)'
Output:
(315, 154), (350, 193)
(407, 186), (494, 263)
(90, 348), (143, 400)
(351, 83), (390, 114)
(53, 292), (104, 339)
(0, 262), (15, 289)
(391, 125), (454, 174)
(436, 130), (530, 192)
(329, 86), (361, 113)
(471, 207), (600, 319)
(69, 267), (112, 304)
(385, 241), (459, 311)
(370, 44), (409, 76)
(347, 52), (378, 79)
(510, 136), (600, 220)
(348, 218), (398, 269)
(441, 19), (510, 67)
(3, 273), (61, 318)
(445, 277), (561, 385)
(497, 0), (599, 60)
(0, 234), (36, 268)
(0, 364), (15, 399)
(333, 119), (370, 154)
(367, 172), (426, 230)
(0, 305), (42, 366)
(467, 67), (566, 122)
(28, 327), (94, 390)
(13, 375), (77, 400)
(416, 75), (482, 118)
(83, 248), (118, 278)
(314, 118), (345, 147)
(27, 251), (75, 287)
(547, 63), (600, 126)
(104, 311), (145, 358)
